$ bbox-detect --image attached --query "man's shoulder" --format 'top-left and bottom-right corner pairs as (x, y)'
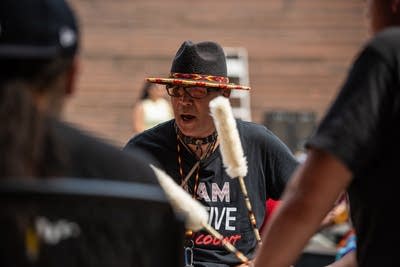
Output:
(125, 120), (175, 148)
(52, 119), (121, 154)
(372, 27), (400, 44)
(236, 119), (295, 154)
(366, 27), (400, 64)
(51, 120), (158, 183)
(236, 119), (275, 139)
(237, 119), (266, 131)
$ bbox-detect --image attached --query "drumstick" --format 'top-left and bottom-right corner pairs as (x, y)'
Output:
(151, 165), (207, 231)
(151, 165), (249, 263)
(209, 96), (262, 245)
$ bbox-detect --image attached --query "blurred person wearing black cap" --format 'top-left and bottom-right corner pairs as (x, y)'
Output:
(254, 1), (400, 267)
(0, 0), (157, 180)
(0, 0), (173, 266)
(124, 40), (299, 267)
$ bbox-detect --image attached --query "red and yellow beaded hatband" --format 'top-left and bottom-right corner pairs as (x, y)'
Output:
(170, 73), (229, 83)
(146, 72), (251, 91)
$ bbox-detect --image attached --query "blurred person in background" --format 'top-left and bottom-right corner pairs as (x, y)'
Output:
(132, 81), (173, 134)
(0, 0), (166, 266)
(254, 0), (400, 267)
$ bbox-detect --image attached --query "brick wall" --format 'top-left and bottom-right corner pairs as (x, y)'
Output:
(65, 0), (366, 146)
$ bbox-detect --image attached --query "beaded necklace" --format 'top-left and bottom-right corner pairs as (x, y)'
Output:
(175, 123), (218, 147)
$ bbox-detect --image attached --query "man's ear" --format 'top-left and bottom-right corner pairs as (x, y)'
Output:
(222, 89), (231, 98)
(65, 56), (80, 96)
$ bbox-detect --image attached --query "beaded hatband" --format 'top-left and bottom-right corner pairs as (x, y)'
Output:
(170, 72), (229, 83)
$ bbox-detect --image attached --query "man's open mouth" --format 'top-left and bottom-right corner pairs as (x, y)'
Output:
(181, 114), (196, 121)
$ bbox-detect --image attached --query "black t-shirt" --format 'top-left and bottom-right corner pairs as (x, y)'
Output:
(0, 119), (184, 267)
(306, 28), (400, 267)
(125, 119), (298, 266)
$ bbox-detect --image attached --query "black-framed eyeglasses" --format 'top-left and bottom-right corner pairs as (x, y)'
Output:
(165, 85), (221, 99)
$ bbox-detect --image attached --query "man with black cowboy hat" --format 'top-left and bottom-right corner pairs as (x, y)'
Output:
(0, 0), (177, 266)
(125, 40), (299, 266)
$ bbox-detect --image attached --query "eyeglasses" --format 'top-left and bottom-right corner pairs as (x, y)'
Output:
(166, 85), (221, 99)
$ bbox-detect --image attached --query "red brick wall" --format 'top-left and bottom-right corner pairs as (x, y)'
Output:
(65, 0), (366, 146)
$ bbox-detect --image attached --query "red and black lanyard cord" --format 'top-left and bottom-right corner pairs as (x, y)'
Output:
(176, 131), (217, 265)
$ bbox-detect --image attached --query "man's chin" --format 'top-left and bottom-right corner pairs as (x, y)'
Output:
(176, 120), (197, 136)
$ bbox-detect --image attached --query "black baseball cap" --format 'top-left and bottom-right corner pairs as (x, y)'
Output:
(0, 0), (79, 59)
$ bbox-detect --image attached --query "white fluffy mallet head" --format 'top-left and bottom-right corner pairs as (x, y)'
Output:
(209, 96), (248, 178)
(150, 165), (208, 231)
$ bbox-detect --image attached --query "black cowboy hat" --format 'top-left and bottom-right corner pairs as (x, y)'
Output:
(146, 40), (250, 91)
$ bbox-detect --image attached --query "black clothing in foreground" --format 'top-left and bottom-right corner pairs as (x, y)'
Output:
(125, 119), (298, 266)
(306, 28), (400, 267)
(0, 179), (184, 267)
(0, 119), (184, 267)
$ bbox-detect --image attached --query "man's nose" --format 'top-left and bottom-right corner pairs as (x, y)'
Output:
(179, 91), (193, 104)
